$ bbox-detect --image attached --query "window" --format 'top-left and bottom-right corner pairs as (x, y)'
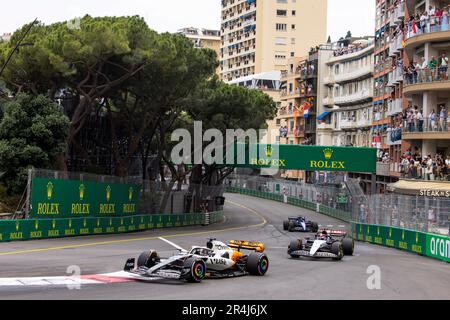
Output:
(277, 10), (287, 16)
(291, 24), (296, 30)
(291, 38), (296, 44)
(276, 23), (287, 31)
(292, 10), (296, 16)
(291, 52), (295, 57)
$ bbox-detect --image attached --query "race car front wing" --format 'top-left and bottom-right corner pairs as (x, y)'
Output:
(290, 250), (339, 259)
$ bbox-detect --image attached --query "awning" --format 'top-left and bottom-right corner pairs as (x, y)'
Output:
(387, 180), (450, 197)
(316, 112), (331, 120)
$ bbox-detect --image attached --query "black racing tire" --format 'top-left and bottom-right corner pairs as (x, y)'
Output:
(331, 242), (344, 261)
(137, 250), (159, 268)
(288, 239), (302, 255)
(288, 221), (295, 232)
(246, 252), (269, 276)
(342, 238), (355, 256)
(283, 221), (289, 231)
(184, 258), (206, 283)
(311, 222), (319, 233)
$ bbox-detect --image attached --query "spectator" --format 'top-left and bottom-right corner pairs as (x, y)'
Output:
(439, 52), (449, 80)
(428, 109), (437, 131)
(429, 56), (438, 81)
(439, 105), (446, 131)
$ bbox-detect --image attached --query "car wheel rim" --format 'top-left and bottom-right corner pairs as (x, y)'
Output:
(259, 257), (269, 274)
(193, 262), (205, 279)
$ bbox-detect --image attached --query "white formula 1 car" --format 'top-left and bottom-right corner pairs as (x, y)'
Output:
(124, 237), (269, 283)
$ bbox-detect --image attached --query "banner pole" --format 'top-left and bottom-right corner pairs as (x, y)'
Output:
(25, 168), (32, 218)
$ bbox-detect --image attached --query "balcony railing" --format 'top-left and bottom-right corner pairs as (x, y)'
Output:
(333, 89), (373, 105)
(322, 97), (334, 106)
(404, 67), (450, 87)
(405, 16), (450, 40)
(376, 162), (391, 176)
(387, 98), (403, 116)
(403, 118), (450, 134)
(334, 65), (373, 83)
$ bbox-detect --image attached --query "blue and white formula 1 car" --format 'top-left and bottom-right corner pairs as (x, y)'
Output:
(283, 216), (319, 233)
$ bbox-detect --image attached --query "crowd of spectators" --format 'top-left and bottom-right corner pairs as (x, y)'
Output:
(404, 52), (449, 85)
(403, 104), (450, 132)
(333, 42), (369, 57)
(400, 149), (450, 181)
(405, 4), (450, 37)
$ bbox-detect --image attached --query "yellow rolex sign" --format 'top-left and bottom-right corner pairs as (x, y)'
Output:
(236, 144), (376, 173)
(31, 177), (140, 218)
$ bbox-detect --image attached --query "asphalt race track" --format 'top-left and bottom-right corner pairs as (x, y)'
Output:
(0, 193), (449, 300)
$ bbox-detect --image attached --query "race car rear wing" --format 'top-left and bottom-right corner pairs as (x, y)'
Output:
(229, 240), (265, 253)
(319, 229), (348, 238)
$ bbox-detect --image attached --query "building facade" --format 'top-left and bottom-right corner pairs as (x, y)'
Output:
(220, 0), (327, 82)
(402, 0), (450, 161)
(177, 27), (221, 53)
(318, 38), (375, 149)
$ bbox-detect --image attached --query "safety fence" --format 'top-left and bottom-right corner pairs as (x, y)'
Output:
(0, 211), (224, 243)
(226, 183), (449, 263)
(226, 186), (351, 222)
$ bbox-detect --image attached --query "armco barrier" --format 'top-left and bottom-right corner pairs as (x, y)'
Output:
(226, 186), (350, 222)
(352, 223), (449, 263)
(0, 211), (224, 243)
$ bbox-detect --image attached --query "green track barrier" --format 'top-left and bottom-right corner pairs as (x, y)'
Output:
(352, 222), (450, 263)
(0, 211), (224, 243)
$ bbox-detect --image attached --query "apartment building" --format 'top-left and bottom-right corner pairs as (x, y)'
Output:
(318, 38), (375, 148)
(177, 27), (221, 54)
(220, 0), (327, 82)
(402, 0), (450, 161)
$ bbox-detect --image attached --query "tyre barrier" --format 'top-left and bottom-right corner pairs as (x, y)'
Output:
(0, 211), (224, 243)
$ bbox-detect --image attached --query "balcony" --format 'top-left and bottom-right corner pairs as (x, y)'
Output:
(403, 68), (450, 95)
(387, 98), (403, 116)
(339, 118), (357, 130)
(322, 96), (334, 106)
(317, 123), (333, 130)
(376, 162), (391, 177)
(334, 65), (373, 84)
(357, 118), (373, 128)
(388, 34), (403, 57)
(403, 118), (450, 140)
(405, 17), (450, 50)
(333, 88), (373, 105)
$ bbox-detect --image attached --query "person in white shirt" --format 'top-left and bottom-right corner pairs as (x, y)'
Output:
(439, 52), (449, 80)
(420, 11), (428, 34)
(419, 57), (428, 82)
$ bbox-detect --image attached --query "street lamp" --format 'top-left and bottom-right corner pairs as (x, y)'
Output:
(0, 19), (38, 78)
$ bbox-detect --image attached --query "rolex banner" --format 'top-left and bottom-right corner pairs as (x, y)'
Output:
(233, 144), (377, 174)
(30, 177), (141, 218)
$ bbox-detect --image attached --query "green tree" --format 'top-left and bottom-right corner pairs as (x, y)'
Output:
(0, 94), (69, 194)
(0, 16), (158, 169)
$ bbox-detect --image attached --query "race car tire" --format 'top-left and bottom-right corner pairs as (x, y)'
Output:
(184, 258), (206, 283)
(283, 221), (289, 231)
(288, 239), (303, 258)
(288, 221), (295, 232)
(311, 222), (319, 233)
(342, 238), (355, 256)
(288, 239), (302, 255)
(246, 252), (269, 276)
(331, 242), (344, 261)
(137, 250), (159, 268)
